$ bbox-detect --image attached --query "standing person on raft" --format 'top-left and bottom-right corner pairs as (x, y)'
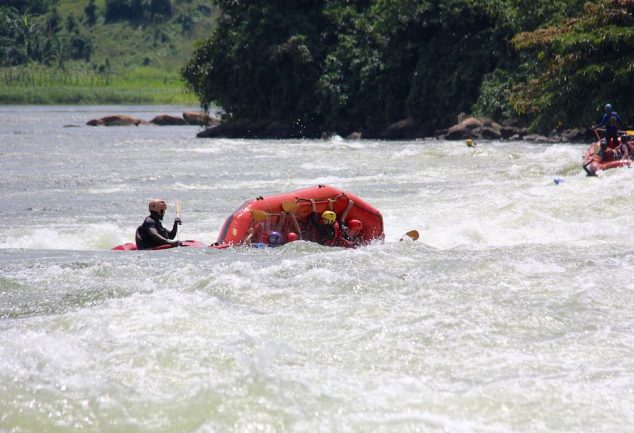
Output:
(594, 103), (624, 149)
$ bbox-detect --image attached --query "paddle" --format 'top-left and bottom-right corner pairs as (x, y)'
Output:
(399, 230), (419, 241)
(250, 209), (270, 221)
(174, 199), (182, 242)
(175, 200), (182, 223)
(281, 201), (300, 213)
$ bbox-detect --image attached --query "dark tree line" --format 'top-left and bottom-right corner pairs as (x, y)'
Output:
(104, 0), (173, 23)
(183, 0), (633, 135)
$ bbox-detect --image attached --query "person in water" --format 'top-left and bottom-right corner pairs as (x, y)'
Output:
(333, 199), (364, 248)
(338, 218), (364, 248)
(309, 199), (341, 246)
(594, 103), (623, 149)
(135, 199), (182, 250)
(241, 211), (299, 247)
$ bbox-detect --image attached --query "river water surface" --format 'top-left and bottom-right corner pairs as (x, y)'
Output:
(0, 106), (632, 433)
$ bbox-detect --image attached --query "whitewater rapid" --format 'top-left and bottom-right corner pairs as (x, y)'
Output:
(1, 106), (632, 433)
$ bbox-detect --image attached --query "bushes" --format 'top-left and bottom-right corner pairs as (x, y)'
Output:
(105, 0), (173, 22)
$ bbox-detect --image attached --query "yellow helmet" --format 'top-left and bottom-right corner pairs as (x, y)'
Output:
(321, 210), (337, 224)
(149, 199), (167, 214)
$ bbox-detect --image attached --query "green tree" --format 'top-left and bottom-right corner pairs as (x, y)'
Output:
(183, 0), (330, 130)
(84, 0), (97, 26)
(510, 0), (634, 131)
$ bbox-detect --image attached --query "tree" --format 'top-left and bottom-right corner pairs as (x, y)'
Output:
(85, 0), (97, 26)
(510, 0), (634, 132)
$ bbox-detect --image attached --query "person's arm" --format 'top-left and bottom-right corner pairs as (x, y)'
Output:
(240, 227), (255, 245)
(168, 217), (181, 239)
(340, 199), (354, 222)
(596, 113), (608, 128)
(289, 212), (302, 239)
(276, 212), (287, 232)
(309, 199), (318, 226)
(148, 226), (180, 246)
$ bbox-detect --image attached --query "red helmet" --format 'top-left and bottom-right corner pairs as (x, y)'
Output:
(347, 219), (363, 233)
(287, 232), (298, 242)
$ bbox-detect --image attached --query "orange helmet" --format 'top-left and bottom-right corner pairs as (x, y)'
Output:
(149, 199), (167, 215)
(321, 210), (337, 224)
(347, 219), (363, 233)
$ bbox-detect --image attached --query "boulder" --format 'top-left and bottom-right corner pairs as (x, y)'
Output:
(524, 134), (549, 143)
(460, 117), (484, 130)
(183, 111), (219, 126)
(150, 114), (187, 126)
(500, 126), (518, 140)
(474, 126), (501, 140)
(445, 124), (470, 140)
(86, 115), (147, 126)
(380, 117), (420, 140)
(196, 118), (321, 139)
(560, 128), (591, 143)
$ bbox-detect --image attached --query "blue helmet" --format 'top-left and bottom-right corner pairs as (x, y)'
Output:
(268, 231), (282, 246)
(605, 103), (612, 112)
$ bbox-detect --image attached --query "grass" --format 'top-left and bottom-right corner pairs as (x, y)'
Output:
(0, 0), (217, 105)
(0, 64), (198, 104)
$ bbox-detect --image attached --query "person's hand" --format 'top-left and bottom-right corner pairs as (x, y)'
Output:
(175, 217), (182, 225)
(169, 240), (182, 247)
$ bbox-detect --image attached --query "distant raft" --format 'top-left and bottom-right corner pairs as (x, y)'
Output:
(583, 138), (634, 176)
(215, 184), (384, 247)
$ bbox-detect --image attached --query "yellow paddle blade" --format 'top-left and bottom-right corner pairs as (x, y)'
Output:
(250, 209), (269, 221)
(282, 201), (300, 213)
(399, 230), (419, 241)
(175, 200), (182, 218)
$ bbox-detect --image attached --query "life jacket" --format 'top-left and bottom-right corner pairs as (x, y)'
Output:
(135, 214), (169, 249)
(322, 221), (341, 247)
(607, 113), (618, 128)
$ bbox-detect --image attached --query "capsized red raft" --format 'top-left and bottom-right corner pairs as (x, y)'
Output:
(215, 185), (384, 247)
(582, 139), (633, 176)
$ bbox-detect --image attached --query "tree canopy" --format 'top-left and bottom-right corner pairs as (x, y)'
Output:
(183, 0), (631, 135)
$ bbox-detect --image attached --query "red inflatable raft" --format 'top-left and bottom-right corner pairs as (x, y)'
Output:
(112, 240), (209, 250)
(583, 139), (633, 176)
(215, 185), (384, 247)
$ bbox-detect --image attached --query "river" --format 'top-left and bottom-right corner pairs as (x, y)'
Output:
(0, 105), (632, 433)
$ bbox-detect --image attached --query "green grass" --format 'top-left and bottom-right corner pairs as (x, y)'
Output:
(0, 0), (217, 105)
(0, 64), (198, 104)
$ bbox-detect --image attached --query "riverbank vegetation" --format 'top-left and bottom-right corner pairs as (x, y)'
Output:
(183, 0), (634, 136)
(0, 0), (217, 104)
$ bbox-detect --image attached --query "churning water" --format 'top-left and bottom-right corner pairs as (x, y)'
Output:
(0, 106), (632, 433)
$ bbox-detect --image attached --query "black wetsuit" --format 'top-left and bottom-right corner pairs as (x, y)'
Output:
(309, 212), (339, 246)
(135, 212), (178, 250)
